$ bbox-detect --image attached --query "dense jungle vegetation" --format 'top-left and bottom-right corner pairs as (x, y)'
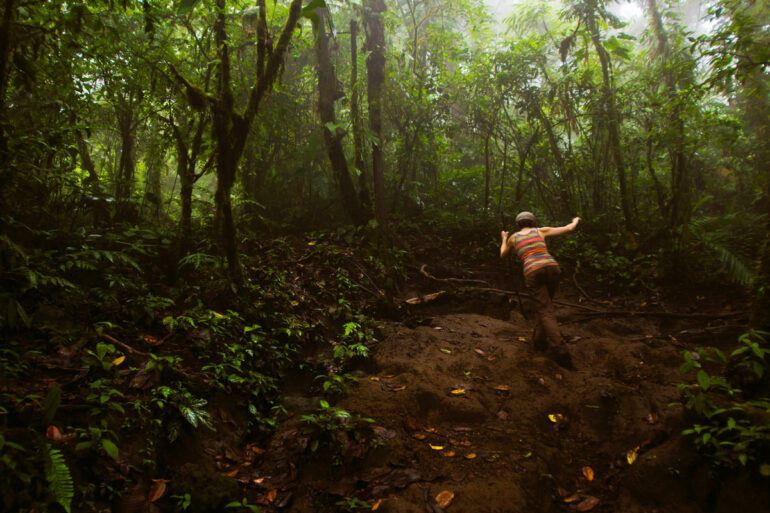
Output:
(1, 0), (769, 511)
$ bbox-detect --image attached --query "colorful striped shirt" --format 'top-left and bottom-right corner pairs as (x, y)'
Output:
(513, 228), (558, 276)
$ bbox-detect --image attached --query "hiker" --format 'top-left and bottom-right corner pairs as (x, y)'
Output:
(500, 212), (581, 369)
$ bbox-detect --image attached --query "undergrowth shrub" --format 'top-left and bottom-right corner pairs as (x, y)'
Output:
(677, 330), (770, 474)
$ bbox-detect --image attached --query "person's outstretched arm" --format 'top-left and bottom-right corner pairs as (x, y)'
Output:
(500, 231), (513, 258)
(539, 217), (581, 238)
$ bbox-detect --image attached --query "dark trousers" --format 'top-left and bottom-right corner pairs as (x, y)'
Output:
(524, 265), (564, 351)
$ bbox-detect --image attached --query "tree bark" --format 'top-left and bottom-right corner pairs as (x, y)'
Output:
(364, 0), (387, 233)
(350, 19), (371, 211)
(315, 9), (366, 226)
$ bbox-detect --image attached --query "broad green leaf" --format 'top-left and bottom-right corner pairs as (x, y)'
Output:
(696, 370), (710, 391)
(102, 439), (119, 459)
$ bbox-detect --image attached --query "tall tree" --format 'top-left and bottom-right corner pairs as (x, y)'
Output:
(314, 8), (367, 225)
(173, 0), (304, 280)
(364, 0), (387, 233)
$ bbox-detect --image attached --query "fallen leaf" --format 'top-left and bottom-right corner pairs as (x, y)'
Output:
(429, 444), (444, 450)
(626, 450), (638, 465)
(518, 337), (527, 342)
(548, 413), (564, 423)
(413, 433), (427, 440)
(46, 425), (64, 441)
(453, 427), (472, 432)
(390, 385), (407, 392)
(440, 348), (453, 354)
(225, 469), (239, 477)
(267, 489), (277, 502)
(563, 493), (581, 503)
(406, 419), (417, 430)
(405, 297), (421, 304)
(253, 478), (265, 485)
(435, 490), (455, 508)
(143, 335), (159, 345)
(451, 389), (466, 395)
(493, 385), (510, 391)
(474, 348), (486, 356)
(370, 376), (380, 381)
(149, 480), (168, 502)
(371, 499), (383, 511)
(582, 466), (594, 481)
(424, 427), (437, 433)
(443, 451), (456, 457)
(112, 355), (125, 366)
(308, 241), (317, 246)
(451, 439), (471, 446)
(250, 446), (265, 454)
(465, 453), (477, 459)
(576, 496), (600, 511)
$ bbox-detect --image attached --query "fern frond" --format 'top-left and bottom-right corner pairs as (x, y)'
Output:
(46, 445), (74, 513)
(689, 214), (759, 286)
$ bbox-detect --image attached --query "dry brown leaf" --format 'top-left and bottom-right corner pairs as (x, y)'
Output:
(143, 335), (160, 345)
(582, 466), (594, 481)
(474, 348), (486, 356)
(576, 496), (600, 511)
(424, 427), (437, 433)
(443, 451), (456, 457)
(382, 374), (395, 378)
(46, 425), (64, 441)
(267, 489), (277, 503)
(405, 297), (421, 304)
(413, 433), (427, 440)
(390, 385), (407, 392)
(435, 490), (455, 508)
(465, 453), (477, 459)
(148, 481), (167, 502)
(225, 469), (239, 477)
(493, 385), (510, 391)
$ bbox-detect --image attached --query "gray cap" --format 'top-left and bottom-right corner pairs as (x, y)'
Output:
(515, 211), (536, 224)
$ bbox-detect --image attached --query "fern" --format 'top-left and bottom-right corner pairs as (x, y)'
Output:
(689, 214), (760, 286)
(45, 445), (74, 513)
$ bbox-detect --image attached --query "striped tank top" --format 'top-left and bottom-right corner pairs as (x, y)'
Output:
(513, 228), (558, 276)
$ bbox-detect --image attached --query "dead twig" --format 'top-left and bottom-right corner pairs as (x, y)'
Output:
(102, 334), (151, 357)
(419, 264), (491, 286)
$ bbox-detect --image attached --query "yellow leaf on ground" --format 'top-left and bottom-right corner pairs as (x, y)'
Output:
(225, 469), (238, 477)
(429, 444), (444, 450)
(424, 427), (437, 433)
(111, 355), (125, 366)
(440, 348), (452, 354)
(435, 490), (455, 508)
(626, 450), (638, 464)
(465, 453), (477, 459)
(370, 376), (380, 381)
(442, 451), (456, 457)
(308, 241), (317, 246)
(518, 337), (527, 342)
(563, 493), (581, 503)
(548, 413), (564, 423)
(413, 433), (427, 440)
(582, 466), (594, 481)
(371, 499), (383, 510)
(451, 389), (466, 395)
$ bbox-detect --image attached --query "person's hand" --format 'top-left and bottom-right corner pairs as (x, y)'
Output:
(572, 217), (582, 225)
(501, 230), (509, 241)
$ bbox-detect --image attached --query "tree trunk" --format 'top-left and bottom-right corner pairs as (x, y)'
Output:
(350, 19), (371, 211)
(0, 0), (16, 157)
(115, 99), (135, 201)
(364, 0), (387, 233)
(315, 9), (366, 226)
(586, 10), (634, 234)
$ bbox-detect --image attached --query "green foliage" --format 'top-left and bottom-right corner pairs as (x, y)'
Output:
(677, 330), (770, 470)
(45, 445), (74, 513)
(688, 214), (762, 286)
(300, 399), (377, 465)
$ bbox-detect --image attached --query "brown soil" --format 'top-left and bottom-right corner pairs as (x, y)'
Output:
(245, 268), (766, 513)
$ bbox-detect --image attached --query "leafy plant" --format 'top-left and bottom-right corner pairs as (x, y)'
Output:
(45, 444), (74, 513)
(677, 330), (770, 470)
(300, 400), (376, 465)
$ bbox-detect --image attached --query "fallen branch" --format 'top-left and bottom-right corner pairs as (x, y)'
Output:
(419, 264), (491, 287)
(102, 334), (151, 356)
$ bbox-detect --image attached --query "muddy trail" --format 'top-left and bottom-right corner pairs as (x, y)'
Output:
(238, 255), (765, 513)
